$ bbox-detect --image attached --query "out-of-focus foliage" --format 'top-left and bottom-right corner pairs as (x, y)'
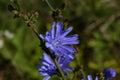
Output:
(0, 0), (120, 80)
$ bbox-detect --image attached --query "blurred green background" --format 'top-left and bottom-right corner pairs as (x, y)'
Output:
(0, 0), (120, 80)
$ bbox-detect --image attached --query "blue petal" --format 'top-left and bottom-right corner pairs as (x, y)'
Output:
(61, 66), (73, 72)
(62, 34), (79, 45)
(42, 61), (51, 66)
(62, 39), (79, 45)
(45, 42), (51, 48)
(95, 76), (98, 80)
(43, 76), (51, 80)
(63, 71), (68, 76)
(63, 58), (72, 64)
(66, 34), (79, 40)
(39, 59), (50, 67)
(103, 68), (116, 78)
(56, 21), (63, 37)
(68, 55), (74, 60)
(81, 77), (86, 80)
(62, 46), (76, 54)
(61, 26), (73, 37)
(45, 42), (55, 52)
(38, 65), (47, 70)
(111, 69), (117, 77)
(58, 56), (73, 65)
(57, 57), (65, 64)
(38, 71), (48, 76)
(88, 75), (93, 80)
(40, 34), (45, 40)
(51, 22), (55, 40)
(52, 47), (62, 56)
(57, 46), (73, 55)
(46, 31), (52, 42)
(43, 53), (54, 65)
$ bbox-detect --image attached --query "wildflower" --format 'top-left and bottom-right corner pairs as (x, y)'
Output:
(82, 75), (98, 80)
(103, 68), (116, 79)
(40, 21), (79, 56)
(38, 53), (73, 80)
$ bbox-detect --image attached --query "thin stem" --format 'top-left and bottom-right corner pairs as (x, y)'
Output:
(71, 71), (76, 80)
(29, 25), (51, 55)
(44, 0), (55, 11)
(30, 25), (41, 40)
(53, 58), (67, 80)
(80, 69), (86, 78)
(74, 54), (86, 79)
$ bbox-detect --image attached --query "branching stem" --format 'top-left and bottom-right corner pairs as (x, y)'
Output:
(44, 0), (55, 11)
(54, 58), (67, 80)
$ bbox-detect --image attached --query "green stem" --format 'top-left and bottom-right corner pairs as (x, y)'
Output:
(53, 58), (66, 80)
(30, 25), (41, 40)
(44, 0), (55, 11)
(30, 25), (51, 55)
(71, 71), (76, 80)
(80, 69), (86, 78)
(74, 54), (86, 78)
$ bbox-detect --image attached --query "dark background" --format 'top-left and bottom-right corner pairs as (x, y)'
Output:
(0, 0), (120, 80)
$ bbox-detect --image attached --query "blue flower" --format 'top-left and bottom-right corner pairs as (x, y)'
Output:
(103, 68), (116, 79)
(38, 53), (56, 80)
(38, 53), (73, 80)
(40, 21), (79, 56)
(82, 75), (98, 80)
(57, 54), (74, 76)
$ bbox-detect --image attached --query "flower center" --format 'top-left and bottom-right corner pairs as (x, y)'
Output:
(52, 39), (61, 47)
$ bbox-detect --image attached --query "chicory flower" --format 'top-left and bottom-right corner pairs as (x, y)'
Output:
(40, 21), (79, 56)
(38, 53), (73, 80)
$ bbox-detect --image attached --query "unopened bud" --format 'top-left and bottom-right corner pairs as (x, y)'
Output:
(32, 12), (38, 17)
(23, 14), (28, 20)
(61, 2), (66, 10)
(27, 22), (32, 27)
(17, 13), (22, 17)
